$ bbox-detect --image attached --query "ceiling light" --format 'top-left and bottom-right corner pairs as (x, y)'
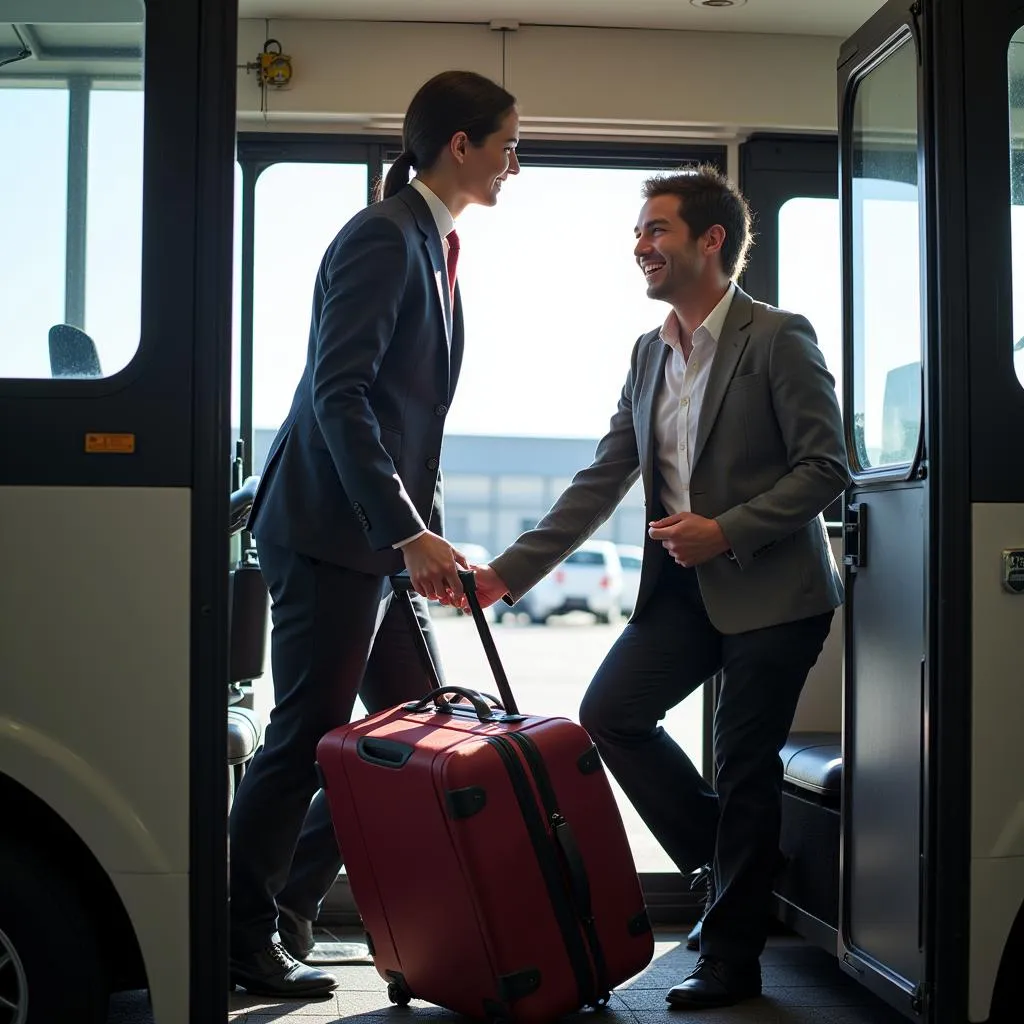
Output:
(690, 0), (747, 8)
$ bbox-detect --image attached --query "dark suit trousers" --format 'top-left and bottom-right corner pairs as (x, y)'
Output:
(228, 537), (441, 955)
(579, 551), (832, 964)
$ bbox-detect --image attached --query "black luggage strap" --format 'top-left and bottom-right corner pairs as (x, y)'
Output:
(552, 816), (610, 1006)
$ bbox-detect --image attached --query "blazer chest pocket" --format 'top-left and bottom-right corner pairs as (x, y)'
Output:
(724, 371), (763, 394)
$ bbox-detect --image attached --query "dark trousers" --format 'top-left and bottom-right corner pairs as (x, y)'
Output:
(579, 552), (832, 964)
(228, 537), (441, 955)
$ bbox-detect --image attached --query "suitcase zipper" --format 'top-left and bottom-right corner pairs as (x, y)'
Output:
(486, 734), (595, 1009)
(506, 732), (611, 1006)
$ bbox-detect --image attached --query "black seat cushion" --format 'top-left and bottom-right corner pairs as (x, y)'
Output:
(228, 706), (262, 765)
(781, 732), (842, 801)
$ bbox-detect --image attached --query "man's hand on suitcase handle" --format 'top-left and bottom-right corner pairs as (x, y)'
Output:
(458, 564), (510, 610)
(401, 531), (470, 604)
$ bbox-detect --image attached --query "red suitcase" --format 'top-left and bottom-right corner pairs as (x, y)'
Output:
(316, 571), (654, 1022)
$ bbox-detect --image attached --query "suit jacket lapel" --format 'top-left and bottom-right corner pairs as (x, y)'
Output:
(398, 186), (452, 386)
(692, 287), (754, 471)
(449, 286), (464, 401)
(638, 339), (670, 499)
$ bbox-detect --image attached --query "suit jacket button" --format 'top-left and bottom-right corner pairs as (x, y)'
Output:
(434, 403), (448, 417)
(426, 457), (439, 471)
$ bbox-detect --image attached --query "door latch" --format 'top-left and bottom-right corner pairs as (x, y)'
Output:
(843, 502), (867, 571)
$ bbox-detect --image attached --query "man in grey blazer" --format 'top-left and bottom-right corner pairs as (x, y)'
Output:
(471, 166), (849, 1009)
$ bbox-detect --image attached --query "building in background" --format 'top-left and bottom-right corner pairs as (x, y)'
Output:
(252, 430), (647, 555)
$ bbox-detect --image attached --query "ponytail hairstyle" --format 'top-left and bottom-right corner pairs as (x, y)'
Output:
(379, 70), (516, 200)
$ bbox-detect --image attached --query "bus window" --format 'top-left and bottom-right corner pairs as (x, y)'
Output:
(252, 162), (368, 451)
(849, 39), (923, 473)
(779, 196), (842, 403)
(0, 7), (145, 380)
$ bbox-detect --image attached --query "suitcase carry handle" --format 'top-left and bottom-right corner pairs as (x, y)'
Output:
(405, 686), (505, 722)
(390, 569), (520, 716)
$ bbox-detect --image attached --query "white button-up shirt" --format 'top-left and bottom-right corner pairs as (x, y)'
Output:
(654, 282), (736, 515)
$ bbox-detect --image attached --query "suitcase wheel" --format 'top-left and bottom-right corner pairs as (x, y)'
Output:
(387, 981), (412, 1006)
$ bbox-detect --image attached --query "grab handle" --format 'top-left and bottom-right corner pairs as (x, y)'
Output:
(405, 685), (502, 723)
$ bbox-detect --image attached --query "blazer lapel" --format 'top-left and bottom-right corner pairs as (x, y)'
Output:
(692, 287), (754, 471)
(449, 285), (464, 401)
(399, 185), (451, 323)
(638, 338), (670, 499)
(398, 186), (452, 383)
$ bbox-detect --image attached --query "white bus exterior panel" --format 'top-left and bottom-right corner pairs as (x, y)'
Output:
(970, 503), (1024, 1020)
(0, 485), (191, 874)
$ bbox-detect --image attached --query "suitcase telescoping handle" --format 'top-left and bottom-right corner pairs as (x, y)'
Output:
(390, 568), (520, 716)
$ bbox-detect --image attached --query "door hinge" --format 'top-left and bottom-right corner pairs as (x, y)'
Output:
(911, 981), (929, 1015)
(843, 501), (868, 571)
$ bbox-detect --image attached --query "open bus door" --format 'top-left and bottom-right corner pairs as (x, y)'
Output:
(0, 0), (237, 1020)
(838, 1), (1024, 1021)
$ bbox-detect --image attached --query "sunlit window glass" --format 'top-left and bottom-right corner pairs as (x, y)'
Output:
(849, 40), (923, 471)
(0, 3), (145, 380)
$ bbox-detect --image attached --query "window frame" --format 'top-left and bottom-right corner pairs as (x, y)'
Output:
(0, 70), (146, 392)
(843, 39), (928, 485)
(234, 134), (725, 916)
(739, 133), (844, 526)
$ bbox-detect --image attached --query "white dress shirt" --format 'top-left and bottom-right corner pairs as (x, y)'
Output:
(393, 178), (456, 550)
(654, 281), (736, 516)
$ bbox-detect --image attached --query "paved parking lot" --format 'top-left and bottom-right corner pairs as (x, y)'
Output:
(253, 609), (704, 874)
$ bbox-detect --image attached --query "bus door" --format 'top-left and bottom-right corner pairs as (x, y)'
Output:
(0, 0), (237, 1020)
(839, 1), (1024, 1022)
(837, 1), (930, 1017)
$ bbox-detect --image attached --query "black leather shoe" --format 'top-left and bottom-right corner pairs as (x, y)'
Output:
(230, 942), (337, 997)
(278, 905), (315, 962)
(666, 955), (761, 1009)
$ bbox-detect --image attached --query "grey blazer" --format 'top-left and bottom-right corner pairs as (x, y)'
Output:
(491, 286), (850, 635)
(248, 185), (463, 576)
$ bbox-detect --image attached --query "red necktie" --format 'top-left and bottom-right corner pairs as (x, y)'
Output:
(446, 229), (460, 304)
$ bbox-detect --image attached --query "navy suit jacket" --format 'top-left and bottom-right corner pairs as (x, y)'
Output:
(248, 185), (464, 576)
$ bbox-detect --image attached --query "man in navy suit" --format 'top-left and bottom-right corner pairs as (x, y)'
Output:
(228, 71), (521, 997)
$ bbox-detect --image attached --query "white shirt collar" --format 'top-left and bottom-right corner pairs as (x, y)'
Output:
(660, 281), (737, 352)
(409, 177), (456, 242)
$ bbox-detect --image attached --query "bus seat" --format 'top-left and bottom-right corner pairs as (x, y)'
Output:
(780, 732), (842, 805)
(775, 732), (843, 936)
(48, 323), (102, 378)
(227, 472), (268, 805)
(228, 706), (261, 805)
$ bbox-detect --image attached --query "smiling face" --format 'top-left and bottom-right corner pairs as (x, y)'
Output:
(456, 107), (521, 207)
(633, 194), (705, 303)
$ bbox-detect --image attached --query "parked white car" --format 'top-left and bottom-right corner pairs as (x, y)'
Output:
(495, 540), (624, 625)
(616, 544), (644, 616)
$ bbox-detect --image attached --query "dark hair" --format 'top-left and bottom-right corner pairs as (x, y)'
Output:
(379, 70), (516, 200)
(641, 164), (755, 278)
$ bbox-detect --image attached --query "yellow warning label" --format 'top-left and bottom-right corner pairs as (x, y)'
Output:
(85, 433), (136, 454)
